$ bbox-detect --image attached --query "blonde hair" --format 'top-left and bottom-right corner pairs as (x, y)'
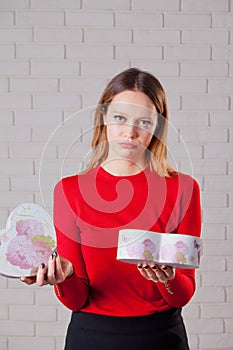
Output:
(86, 68), (176, 177)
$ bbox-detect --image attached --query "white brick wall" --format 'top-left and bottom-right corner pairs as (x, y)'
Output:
(0, 1), (232, 349)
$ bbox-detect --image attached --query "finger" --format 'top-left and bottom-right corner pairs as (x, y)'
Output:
(137, 264), (151, 280)
(36, 263), (48, 286)
(20, 275), (37, 285)
(152, 265), (175, 282)
(47, 253), (57, 285)
(137, 264), (158, 282)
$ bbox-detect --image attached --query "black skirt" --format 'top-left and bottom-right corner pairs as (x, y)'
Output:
(64, 308), (190, 350)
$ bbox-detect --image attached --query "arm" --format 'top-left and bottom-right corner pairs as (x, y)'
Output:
(53, 179), (90, 311)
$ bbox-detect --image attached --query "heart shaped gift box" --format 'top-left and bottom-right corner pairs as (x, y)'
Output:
(117, 229), (202, 269)
(0, 203), (56, 278)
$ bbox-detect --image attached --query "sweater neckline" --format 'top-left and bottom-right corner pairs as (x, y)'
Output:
(98, 165), (150, 179)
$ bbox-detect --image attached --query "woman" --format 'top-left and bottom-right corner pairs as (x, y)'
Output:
(22, 68), (201, 350)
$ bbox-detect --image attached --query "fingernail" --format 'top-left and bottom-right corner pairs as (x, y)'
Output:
(138, 265), (142, 269)
(50, 253), (54, 260)
(162, 266), (167, 270)
(41, 263), (45, 269)
(152, 266), (157, 270)
(144, 265), (149, 269)
(53, 250), (58, 257)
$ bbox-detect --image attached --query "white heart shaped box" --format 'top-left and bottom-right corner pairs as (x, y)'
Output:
(117, 229), (202, 268)
(0, 203), (56, 278)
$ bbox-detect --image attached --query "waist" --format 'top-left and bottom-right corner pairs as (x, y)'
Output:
(71, 308), (183, 334)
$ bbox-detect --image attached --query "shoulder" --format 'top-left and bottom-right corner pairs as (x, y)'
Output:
(165, 172), (200, 198)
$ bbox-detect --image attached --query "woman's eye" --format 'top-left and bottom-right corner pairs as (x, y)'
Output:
(139, 120), (152, 128)
(114, 115), (126, 122)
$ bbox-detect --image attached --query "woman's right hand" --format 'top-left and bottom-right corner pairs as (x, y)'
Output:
(20, 251), (74, 286)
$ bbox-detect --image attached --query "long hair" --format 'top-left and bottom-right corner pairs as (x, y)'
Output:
(86, 68), (175, 177)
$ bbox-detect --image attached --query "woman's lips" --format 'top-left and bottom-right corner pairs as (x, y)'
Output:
(119, 141), (138, 149)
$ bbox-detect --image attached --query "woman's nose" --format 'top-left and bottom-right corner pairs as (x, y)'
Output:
(123, 122), (138, 139)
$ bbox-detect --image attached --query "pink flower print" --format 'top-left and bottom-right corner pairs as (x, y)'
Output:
(16, 219), (44, 237)
(175, 241), (189, 256)
(161, 244), (177, 262)
(6, 235), (34, 269)
(142, 239), (156, 261)
(126, 241), (145, 259)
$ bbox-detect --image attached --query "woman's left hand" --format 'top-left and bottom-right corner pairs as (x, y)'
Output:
(137, 263), (175, 283)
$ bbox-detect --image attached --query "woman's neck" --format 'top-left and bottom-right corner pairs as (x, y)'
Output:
(101, 158), (148, 176)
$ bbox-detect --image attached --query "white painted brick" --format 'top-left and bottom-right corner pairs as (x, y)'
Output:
(165, 94), (180, 110)
(0, 277), (7, 288)
(31, 127), (59, 142)
(182, 95), (229, 110)
(130, 61), (179, 77)
(0, 78), (8, 93)
(60, 77), (107, 92)
(9, 305), (56, 321)
(0, 94), (31, 109)
(204, 176), (233, 192)
(10, 176), (39, 193)
(0, 127), (31, 142)
(15, 110), (62, 127)
(0, 61), (29, 75)
(115, 44), (162, 59)
(16, 10), (64, 25)
(225, 319), (233, 334)
(0, 320), (34, 336)
(204, 144), (232, 159)
(212, 46), (233, 60)
(0, 177), (9, 191)
(31, 0), (80, 9)
(181, 0), (229, 12)
(8, 337), (55, 350)
(66, 11), (113, 26)
(193, 160), (227, 175)
(0, 11), (14, 25)
(203, 272), (233, 288)
(36, 321), (67, 336)
(0, 44), (15, 59)
(0, 160), (33, 175)
(16, 44), (65, 58)
(0, 305), (8, 320)
(164, 46), (210, 60)
(192, 286), (225, 303)
(0, 27), (33, 42)
(82, 92), (104, 108)
(204, 208), (233, 224)
(0, 192), (34, 207)
(57, 306), (71, 321)
(186, 318), (223, 334)
(0, 111), (13, 127)
(11, 78), (58, 92)
(200, 255), (226, 271)
(115, 12), (162, 28)
(182, 30), (228, 44)
(203, 240), (233, 255)
(0, 208), (9, 228)
(133, 29), (180, 44)
(0, 144), (9, 158)
(0, 338), (7, 350)
(226, 224), (233, 239)
(229, 63), (233, 77)
(33, 94), (81, 109)
(200, 334), (233, 349)
(213, 14), (233, 28)
(35, 286), (60, 305)
(209, 78), (233, 95)
(0, 289), (34, 305)
(226, 287), (233, 302)
(227, 256), (233, 271)
(56, 337), (66, 350)
(132, 0), (179, 11)
(83, 0), (130, 10)
(170, 111), (209, 126)
(182, 304), (200, 319)
(67, 44), (113, 58)
(35, 27), (82, 42)
(202, 192), (227, 207)
(85, 28), (131, 43)
(181, 127), (228, 143)
(81, 60), (129, 77)
(165, 13), (211, 28)
(0, 0), (29, 8)
(202, 303), (233, 319)
(31, 60), (79, 76)
(201, 222), (226, 241)
(182, 62), (228, 77)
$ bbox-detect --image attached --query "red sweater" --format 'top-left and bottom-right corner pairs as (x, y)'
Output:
(53, 166), (201, 316)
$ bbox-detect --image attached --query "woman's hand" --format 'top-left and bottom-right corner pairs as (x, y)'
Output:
(20, 252), (74, 286)
(137, 263), (175, 283)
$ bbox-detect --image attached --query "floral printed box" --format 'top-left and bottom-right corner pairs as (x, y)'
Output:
(0, 203), (56, 278)
(117, 229), (202, 268)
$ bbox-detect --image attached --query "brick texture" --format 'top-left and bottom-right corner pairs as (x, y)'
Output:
(0, 1), (232, 350)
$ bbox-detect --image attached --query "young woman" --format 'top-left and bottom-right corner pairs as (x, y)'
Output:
(22, 68), (202, 350)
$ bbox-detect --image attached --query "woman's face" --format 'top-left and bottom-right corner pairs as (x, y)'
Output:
(104, 90), (157, 163)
